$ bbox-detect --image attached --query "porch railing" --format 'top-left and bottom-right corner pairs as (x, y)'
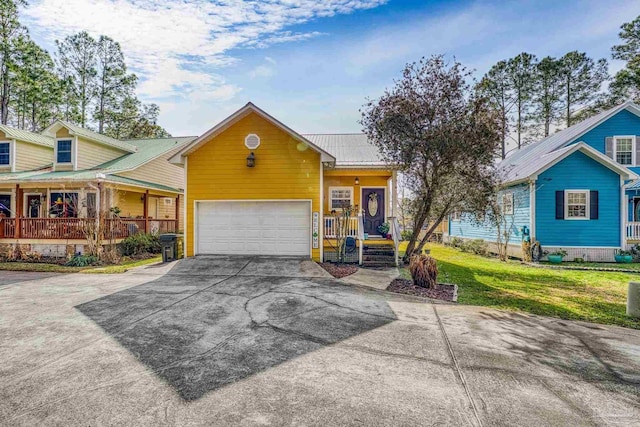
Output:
(0, 217), (178, 240)
(323, 215), (359, 238)
(21, 218), (90, 239)
(0, 218), (16, 238)
(627, 222), (640, 240)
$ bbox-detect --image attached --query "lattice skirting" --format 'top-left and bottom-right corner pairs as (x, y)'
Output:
(323, 248), (359, 263)
(443, 236), (619, 262)
(541, 246), (618, 263)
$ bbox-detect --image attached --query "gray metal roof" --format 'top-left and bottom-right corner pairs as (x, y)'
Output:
(302, 133), (385, 167)
(500, 101), (640, 183)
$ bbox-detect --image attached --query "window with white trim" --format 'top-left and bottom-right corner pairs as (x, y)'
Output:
(56, 139), (73, 164)
(0, 142), (10, 166)
(565, 190), (589, 219)
(501, 192), (514, 215)
(329, 187), (353, 210)
(614, 136), (634, 165)
(451, 211), (461, 221)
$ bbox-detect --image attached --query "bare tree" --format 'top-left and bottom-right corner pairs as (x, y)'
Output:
(361, 55), (502, 262)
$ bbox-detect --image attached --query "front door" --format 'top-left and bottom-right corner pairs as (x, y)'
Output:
(635, 198), (640, 222)
(362, 188), (385, 236)
(26, 195), (41, 218)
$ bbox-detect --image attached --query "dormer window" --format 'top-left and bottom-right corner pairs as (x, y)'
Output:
(56, 139), (72, 164)
(0, 142), (9, 166)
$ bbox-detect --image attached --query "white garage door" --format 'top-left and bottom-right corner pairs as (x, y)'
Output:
(196, 201), (311, 256)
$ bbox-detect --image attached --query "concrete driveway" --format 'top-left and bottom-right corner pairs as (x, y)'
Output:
(0, 256), (639, 426)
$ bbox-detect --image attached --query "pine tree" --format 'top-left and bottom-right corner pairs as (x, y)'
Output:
(0, 0), (27, 124)
(13, 39), (62, 131)
(94, 35), (136, 133)
(507, 53), (536, 148)
(55, 31), (97, 127)
(476, 60), (513, 159)
(558, 51), (608, 126)
(530, 57), (563, 138)
(611, 16), (640, 102)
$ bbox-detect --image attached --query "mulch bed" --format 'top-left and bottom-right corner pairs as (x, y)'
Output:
(319, 262), (359, 278)
(387, 278), (457, 302)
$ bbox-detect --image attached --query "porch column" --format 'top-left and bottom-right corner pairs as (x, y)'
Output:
(391, 170), (397, 217)
(15, 184), (21, 238)
(175, 195), (180, 232)
(144, 190), (149, 233)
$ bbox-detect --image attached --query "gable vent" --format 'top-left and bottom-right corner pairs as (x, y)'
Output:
(245, 134), (260, 149)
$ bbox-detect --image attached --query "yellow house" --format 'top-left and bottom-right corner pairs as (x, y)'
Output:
(0, 121), (191, 257)
(170, 103), (399, 265)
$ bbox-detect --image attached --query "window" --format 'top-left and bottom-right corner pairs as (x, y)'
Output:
(565, 190), (589, 220)
(451, 211), (461, 221)
(502, 192), (514, 215)
(329, 187), (353, 210)
(0, 142), (9, 166)
(614, 136), (634, 165)
(49, 192), (78, 218)
(0, 194), (10, 217)
(56, 139), (72, 164)
(86, 193), (97, 218)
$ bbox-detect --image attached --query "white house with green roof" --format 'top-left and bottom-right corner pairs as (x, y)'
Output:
(0, 120), (194, 256)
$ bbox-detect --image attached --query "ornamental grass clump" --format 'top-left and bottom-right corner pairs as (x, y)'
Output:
(409, 254), (438, 289)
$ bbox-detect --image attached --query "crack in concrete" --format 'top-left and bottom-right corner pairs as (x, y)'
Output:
(537, 377), (603, 426)
(268, 290), (396, 321)
(432, 304), (483, 427)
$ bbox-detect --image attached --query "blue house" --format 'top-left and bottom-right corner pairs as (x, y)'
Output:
(448, 100), (640, 262)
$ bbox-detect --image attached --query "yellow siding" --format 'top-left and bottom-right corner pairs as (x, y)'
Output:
(323, 169), (391, 214)
(119, 153), (184, 190)
(186, 112), (321, 259)
(115, 190), (144, 218)
(76, 136), (126, 170)
(15, 141), (53, 171)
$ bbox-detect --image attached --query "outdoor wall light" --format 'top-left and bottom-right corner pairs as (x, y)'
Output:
(355, 177), (360, 185)
(246, 152), (255, 167)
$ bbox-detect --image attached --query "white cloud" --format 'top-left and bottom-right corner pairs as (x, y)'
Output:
(23, 0), (386, 105)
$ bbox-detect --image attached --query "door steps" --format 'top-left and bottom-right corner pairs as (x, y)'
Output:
(362, 242), (396, 268)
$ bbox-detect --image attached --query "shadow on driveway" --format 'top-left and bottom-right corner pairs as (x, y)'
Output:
(76, 256), (396, 401)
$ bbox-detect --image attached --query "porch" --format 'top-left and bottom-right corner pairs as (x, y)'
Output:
(627, 222), (640, 242)
(0, 217), (178, 240)
(0, 182), (181, 241)
(323, 214), (401, 266)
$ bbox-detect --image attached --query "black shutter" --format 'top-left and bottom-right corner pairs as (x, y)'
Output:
(590, 191), (599, 220)
(555, 191), (564, 219)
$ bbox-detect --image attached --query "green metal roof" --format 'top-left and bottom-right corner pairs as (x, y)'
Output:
(0, 169), (181, 193)
(54, 120), (138, 153)
(0, 125), (54, 147)
(96, 136), (196, 172)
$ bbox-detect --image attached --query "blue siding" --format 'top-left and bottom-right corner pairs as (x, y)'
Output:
(449, 184), (530, 243)
(569, 109), (640, 175)
(535, 151), (621, 247)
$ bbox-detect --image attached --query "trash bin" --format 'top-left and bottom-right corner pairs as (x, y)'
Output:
(159, 234), (184, 262)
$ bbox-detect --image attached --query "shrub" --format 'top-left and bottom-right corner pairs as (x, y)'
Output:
(409, 254), (438, 289)
(449, 236), (465, 249)
(65, 254), (99, 267)
(401, 230), (413, 241)
(119, 233), (161, 256)
(463, 239), (488, 256)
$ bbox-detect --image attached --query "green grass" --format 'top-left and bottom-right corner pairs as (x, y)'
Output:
(83, 256), (162, 273)
(0, 256), (162, 274)
(399, 243), (640, 329)
(0, 262), (90, 273)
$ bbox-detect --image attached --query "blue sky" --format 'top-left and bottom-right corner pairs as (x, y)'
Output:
(21, 0), (640, 136)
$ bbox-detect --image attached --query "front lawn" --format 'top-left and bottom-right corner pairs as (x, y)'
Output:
(399, 243), (640, 329)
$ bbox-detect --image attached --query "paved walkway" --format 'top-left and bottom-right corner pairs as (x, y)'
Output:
(339, 266), (399, 290)
(0, 258), (639, 426)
